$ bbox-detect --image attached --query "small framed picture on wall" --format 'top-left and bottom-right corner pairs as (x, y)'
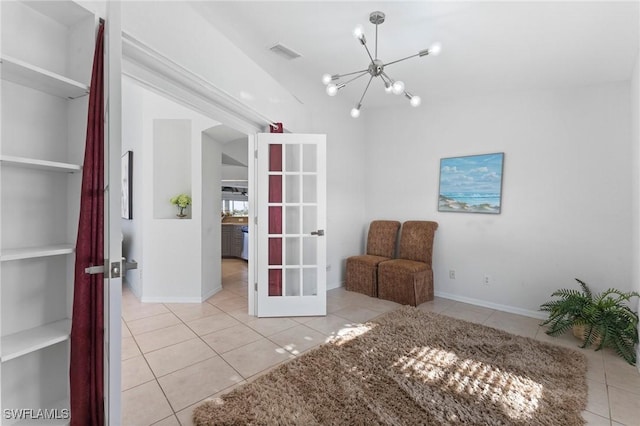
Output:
(121, 151), (133, 219)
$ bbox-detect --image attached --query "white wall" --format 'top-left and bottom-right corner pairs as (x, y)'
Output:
(631, 51), (639, 368)
(153, 119), (192, 219)
(364, 82), (632, 317)
(121, 77), (144, 297)
(222, 138), (248, 166)
(201, 134), (223, 300)
(121, 77), (221, 302)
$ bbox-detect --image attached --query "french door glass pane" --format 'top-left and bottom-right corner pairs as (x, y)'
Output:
(269, 206), (282, 234)
(303, 175), (317, 203)
(303, 268), (317, 296)
(303, 237), (317, 266)
(269, 270), (282, 296)
(285, 237), (300, 264)
(285, 269), (301, 296)
(286, 206), (300, 234)
(303, 144), (317, 172)
(268, 175), (282, 203)
(285, 144), (300, 172)
(269, 238), (282, 265)
(303, 206), (317, 235)
(269, 144), (282, 171)
(285, 175), (300, 203)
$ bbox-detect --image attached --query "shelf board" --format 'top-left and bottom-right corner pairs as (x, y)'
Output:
(0, 55), (89, 99)
(0, 244), (75, 262)
(1, 319), (72, 362)
(0, 155), (81, 173)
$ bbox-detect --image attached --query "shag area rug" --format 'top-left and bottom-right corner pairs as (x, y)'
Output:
(193, 306), (587, 425)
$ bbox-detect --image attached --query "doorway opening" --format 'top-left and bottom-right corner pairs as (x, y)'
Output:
(215, 128), (250, 312)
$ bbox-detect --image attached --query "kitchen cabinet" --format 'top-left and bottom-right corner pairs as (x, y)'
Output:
(221, 224), (244, 258)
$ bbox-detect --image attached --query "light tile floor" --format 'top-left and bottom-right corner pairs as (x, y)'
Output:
(121, 259), (640, 425)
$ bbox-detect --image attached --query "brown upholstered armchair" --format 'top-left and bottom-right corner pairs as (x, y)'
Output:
(345, 220), (401, 297)
(377, 221), (438, 306)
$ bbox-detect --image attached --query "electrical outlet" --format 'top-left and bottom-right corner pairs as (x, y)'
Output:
(483, 274), (491, 285)
(449, 270), (456, 279)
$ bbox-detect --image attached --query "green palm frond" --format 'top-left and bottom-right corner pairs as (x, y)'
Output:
(575, 278), (593, 300)
(540, 278), (639, 365)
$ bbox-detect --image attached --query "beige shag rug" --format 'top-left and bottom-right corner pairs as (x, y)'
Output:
(194, 306), (587, 425)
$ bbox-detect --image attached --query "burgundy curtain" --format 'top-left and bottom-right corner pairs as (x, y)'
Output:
(70, 21), (105, 426)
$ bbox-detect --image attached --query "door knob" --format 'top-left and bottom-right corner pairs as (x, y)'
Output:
(123, 259), (138, 272)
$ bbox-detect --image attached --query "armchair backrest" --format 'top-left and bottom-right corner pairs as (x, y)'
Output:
(398, 221), (438, 265)
(366, 220), (401, 258)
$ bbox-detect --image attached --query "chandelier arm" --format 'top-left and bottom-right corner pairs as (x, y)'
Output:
(380, 74), (392, 90)
(334, 68), (369, 79)
(342, 71), (370, 87)
(357, 75), (375, 106)
(383, 52), (421, 68)
(362, 42), (375, 64)
(381, 71), (394, 83)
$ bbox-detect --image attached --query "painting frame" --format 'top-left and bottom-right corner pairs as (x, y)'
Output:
(121, 151), (133, 220)
(438, 152), (504, 214)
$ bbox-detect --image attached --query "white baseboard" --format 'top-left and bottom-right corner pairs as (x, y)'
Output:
(327, 281), (343, 291)
(123, 277), (142, 300)
(434, 291), (547, 320)
(329, 284), (545, 320)
(202, 286), (222, 301)
(141, 296), (205, 303)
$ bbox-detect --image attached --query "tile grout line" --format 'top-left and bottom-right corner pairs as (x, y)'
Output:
(166, 297), (257, 422)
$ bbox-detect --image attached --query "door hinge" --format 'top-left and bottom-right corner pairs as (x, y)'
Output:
(254, 282), (258, 291)
(254, 149), (258, 159)
(254, 216), (258, 225)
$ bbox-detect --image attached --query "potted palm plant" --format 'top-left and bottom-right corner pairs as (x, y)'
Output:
(540, 278), (639, 365)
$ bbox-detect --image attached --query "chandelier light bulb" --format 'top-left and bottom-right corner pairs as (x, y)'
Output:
(326, 84), (338, 96)
(429, 42), (442, 56)
(322, 73), (332, 85)
(353, 25), (365, 41)
(392, 80), (405, 95)
(410, 95), (422, 107)
(384, 81), (393, 94)
(350, 107), (361, 118)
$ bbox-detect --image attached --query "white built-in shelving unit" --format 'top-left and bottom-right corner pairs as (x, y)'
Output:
(0, 155), (82, 173)
(1, 55), (89, 99)
(0, 1), (96, 422)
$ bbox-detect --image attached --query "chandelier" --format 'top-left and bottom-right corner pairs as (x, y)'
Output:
(322, 11), (441, 118)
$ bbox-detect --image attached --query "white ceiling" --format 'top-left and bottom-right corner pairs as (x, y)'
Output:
(196, 1), (639, 108)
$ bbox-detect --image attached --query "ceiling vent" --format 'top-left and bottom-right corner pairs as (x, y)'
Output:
(269, 42), (302, 60)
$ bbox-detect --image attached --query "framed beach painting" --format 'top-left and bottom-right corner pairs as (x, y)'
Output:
(438, 152), (504, 214)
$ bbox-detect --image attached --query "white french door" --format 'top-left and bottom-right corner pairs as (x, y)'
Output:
(256, 133), (327, 317)
(105, 3), (122, 423)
